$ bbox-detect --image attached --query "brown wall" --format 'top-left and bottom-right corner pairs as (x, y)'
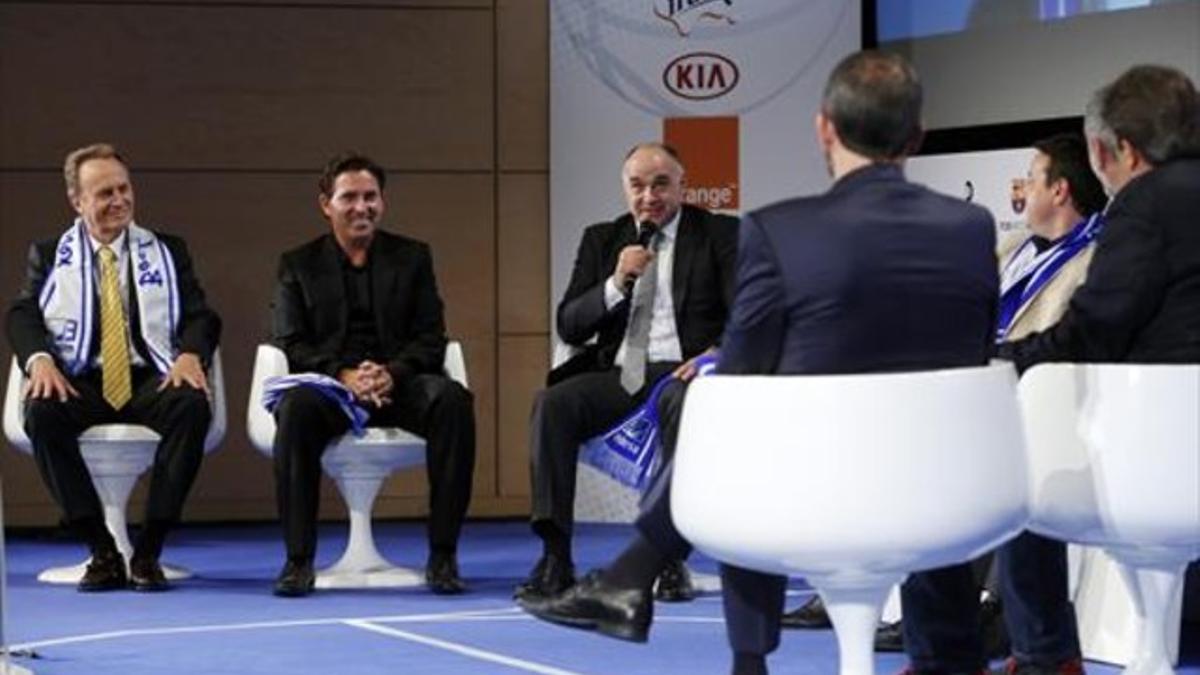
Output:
(0, 0), (549, 526)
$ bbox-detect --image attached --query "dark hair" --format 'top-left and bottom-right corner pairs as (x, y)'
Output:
(1032, 133), (1107, 217)
(318, 152), (386, 196)
(821, 50), (923, 160)
(1085, 65), (1199, 165)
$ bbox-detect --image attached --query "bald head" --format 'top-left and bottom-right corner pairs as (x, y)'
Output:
(621, 144), (686, 226)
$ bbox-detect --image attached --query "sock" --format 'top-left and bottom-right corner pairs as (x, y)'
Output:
(732, 652), (767, 675)
(605, 532), (668, 590)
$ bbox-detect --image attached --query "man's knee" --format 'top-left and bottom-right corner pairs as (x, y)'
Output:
(165, 386), (212, 427)
(430, 377), (473, 414)
(24, 397), (73, 437)
(274, 386), (332, 426)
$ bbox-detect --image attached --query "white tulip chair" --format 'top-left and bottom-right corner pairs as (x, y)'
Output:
(672, 364), (1029, 675)
(247, 342), (467, 589)
(3, 352), (226, 584)
(1019, 364), (1200, 675)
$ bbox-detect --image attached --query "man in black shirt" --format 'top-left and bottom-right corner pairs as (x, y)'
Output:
(267, 152), (475, 597)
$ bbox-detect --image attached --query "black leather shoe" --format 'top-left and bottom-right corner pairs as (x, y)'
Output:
(514, 554), (575, 600)
(129, 557), (170, 592)
(78, 549), (127, 592)
(426, 552), (466, 595)
(273, 559), (315, 597)
(874, 620), (904, 652)
(780, 594), (832, 629)
(518, 569), (652, 642)
(654, 559), (695, 602)
(990, 657), (1085, 675)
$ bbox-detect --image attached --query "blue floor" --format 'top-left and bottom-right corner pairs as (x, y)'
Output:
(3, 521), (1198, 674)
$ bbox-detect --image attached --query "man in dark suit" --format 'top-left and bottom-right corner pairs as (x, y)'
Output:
(268, 152), (475, 597)
(520, 51), (999, 675)
(6, 142), (221, 592)
(518, 143), (738, 602)
(976, 65), (1199, 675)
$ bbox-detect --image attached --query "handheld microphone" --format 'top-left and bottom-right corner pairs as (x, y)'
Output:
(623, 221), (660, 295)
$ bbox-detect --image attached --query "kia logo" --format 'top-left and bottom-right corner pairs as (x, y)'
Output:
(663, 52), (739, 101)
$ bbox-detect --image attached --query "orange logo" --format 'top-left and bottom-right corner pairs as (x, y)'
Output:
(664, 116), (739, 211)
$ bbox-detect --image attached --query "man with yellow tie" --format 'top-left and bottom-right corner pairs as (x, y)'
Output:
(5, 143), (221, 592)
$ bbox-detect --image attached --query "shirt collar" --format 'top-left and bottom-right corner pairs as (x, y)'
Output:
(643, 208), (681, 243)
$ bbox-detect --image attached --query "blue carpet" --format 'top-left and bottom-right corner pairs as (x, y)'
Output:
(3, 521), (1197, 674)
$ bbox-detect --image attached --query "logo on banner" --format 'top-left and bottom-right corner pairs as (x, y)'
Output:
(653, 0), (736, 37)
(664, 116), (739, 211)
(663, 52), (739, 100)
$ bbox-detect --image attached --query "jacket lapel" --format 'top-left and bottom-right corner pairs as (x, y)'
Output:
(671, 206), (698, 319)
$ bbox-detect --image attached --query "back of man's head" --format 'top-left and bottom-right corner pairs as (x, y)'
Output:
(1085, 64), (1199, 165)
(1033, 133), (1108, 217)
(821, 50), (923, 161)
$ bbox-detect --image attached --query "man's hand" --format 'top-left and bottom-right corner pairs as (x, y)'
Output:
(339, 361), (394, 408)
(159, 352), (209, 393)
(613, 245), (656, 291)
(23, 355), (79, 402)
(672, 347), (719, 382)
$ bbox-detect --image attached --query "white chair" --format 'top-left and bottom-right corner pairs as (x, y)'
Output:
(247, 342), (468, 589)
(1019, 364), (1199, 675)
(672, 364), (1029, 675)
(2, 351), (226, 584)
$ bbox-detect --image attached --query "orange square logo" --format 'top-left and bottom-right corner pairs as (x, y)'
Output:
(663, 116), (739, 211)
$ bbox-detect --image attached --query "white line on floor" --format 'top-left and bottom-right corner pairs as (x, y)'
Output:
(345, 619), (589, 675)
(9, 606), (524, 651)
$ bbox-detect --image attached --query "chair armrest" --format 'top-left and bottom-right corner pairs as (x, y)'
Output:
(3, 357), (31, 452)
(444, 341), (469, 389)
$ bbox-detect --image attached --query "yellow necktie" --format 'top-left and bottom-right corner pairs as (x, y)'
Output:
(98, 246), (132, 409)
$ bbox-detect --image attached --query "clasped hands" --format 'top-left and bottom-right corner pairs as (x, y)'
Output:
(338, 361), (394, 408)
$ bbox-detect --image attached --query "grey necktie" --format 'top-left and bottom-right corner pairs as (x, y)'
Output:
(619, 233), (661, 394)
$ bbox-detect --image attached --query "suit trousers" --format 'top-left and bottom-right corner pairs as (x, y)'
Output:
(528, 361), (679, 540)
(272, 374), (475, 560)
(24, 366), (211, 545)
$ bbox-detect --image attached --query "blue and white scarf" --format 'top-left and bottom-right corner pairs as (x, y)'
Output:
(580, 353), (720, 490)
(261, 374), (371, 437)
(38, 219), (181, 375)
(996, 213), (1103, 343)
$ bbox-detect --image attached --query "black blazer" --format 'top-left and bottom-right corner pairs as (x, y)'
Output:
(270, 230), (447, 381)
(552, 204), (738, 382)
(6, 230), (221, 372)
(999, 157), (1200, 369)
(718, 164), (999, 376)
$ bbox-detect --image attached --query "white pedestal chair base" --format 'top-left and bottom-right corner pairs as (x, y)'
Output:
(1071, 545), (1184, 670)
(36, 430), (192, 585)
(1, 662), (35, 675)
(314, 434), (427, 590)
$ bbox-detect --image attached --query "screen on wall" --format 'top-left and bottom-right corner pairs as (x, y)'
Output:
(870, 0), (1200, 130)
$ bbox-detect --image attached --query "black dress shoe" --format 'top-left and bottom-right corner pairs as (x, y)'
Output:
(874, 620), (904, 652)
(514, 554), (575, 600)
(518, 569), (653, 643)
(78, 549), (128, 592)
(780, 594), (832, 629)
(273, 559), (315, 597)
(426, 552), (466, 595)
(129, 557), (170, 592)
(654, 559), (695, 603)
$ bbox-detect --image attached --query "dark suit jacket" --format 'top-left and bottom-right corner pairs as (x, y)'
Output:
(552, 204), (739, 382)
(999, 157), (1200, 369)
(718, 164), (998, 376)
(6, 229), (221, 372)
(270, 230), (447, 382)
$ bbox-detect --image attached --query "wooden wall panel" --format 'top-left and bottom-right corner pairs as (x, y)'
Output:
(497, 173), (548, 334)
(497, 0), (549, 172)
(0, 4), (494, 170)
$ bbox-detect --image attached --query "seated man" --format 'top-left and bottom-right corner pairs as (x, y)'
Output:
(5, 142), (221, 592)
(268, 152), (476, 597)
(519, 143), (738, 601)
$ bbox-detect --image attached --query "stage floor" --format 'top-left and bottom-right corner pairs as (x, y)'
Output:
(4, 521), (1198, 674)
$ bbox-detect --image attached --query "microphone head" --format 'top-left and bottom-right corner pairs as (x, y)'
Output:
(637, 220), (660, 247)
